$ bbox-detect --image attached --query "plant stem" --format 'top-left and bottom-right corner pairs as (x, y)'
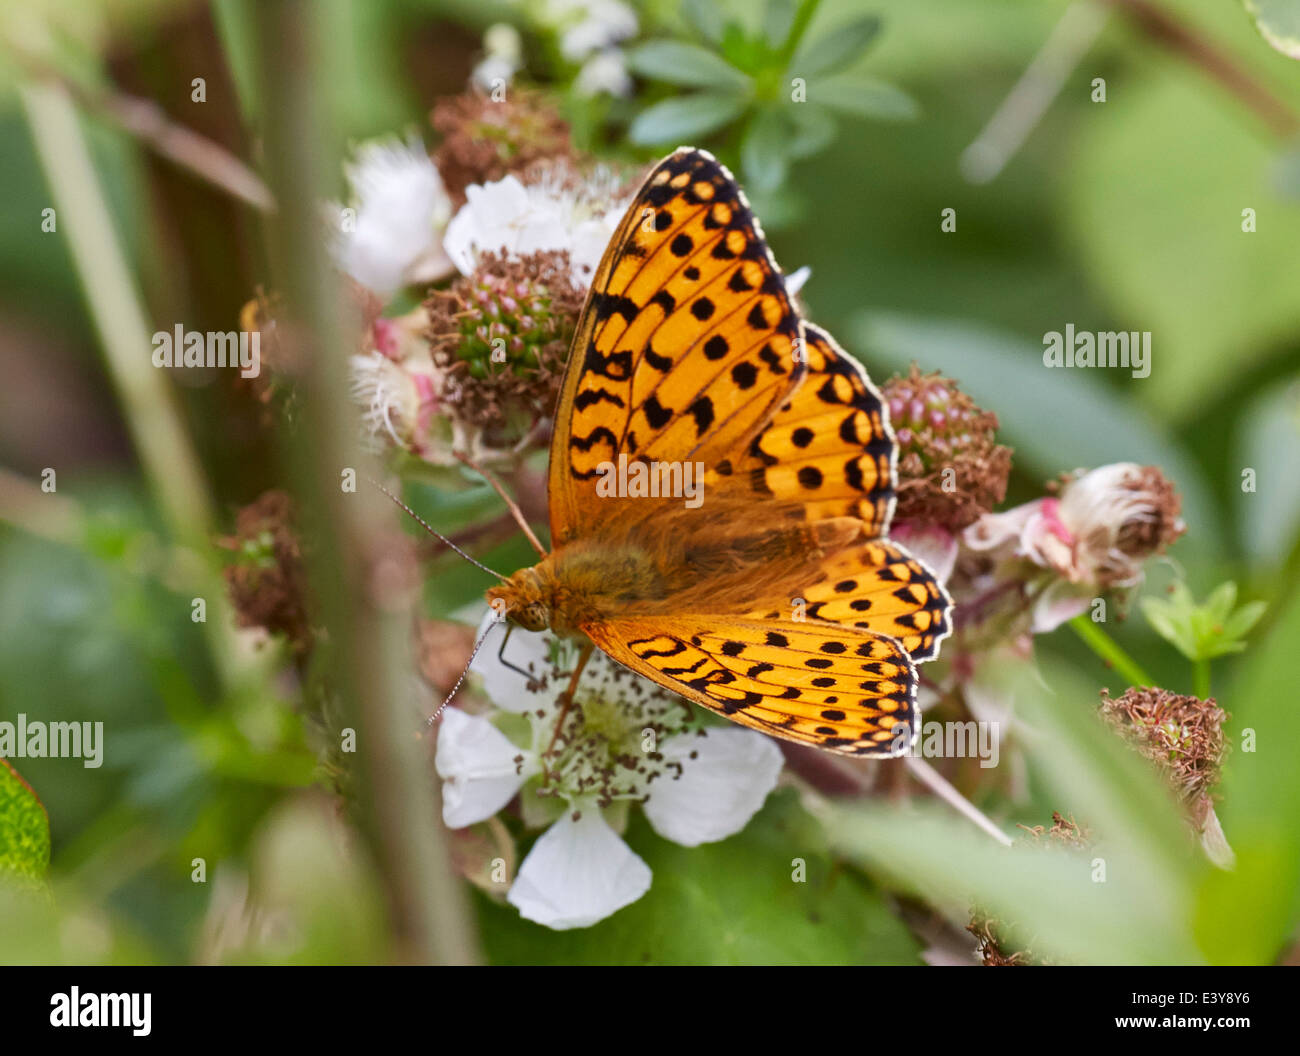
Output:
(1194, 657), (1211, 700)
(19, 79), (245, 691)
(906, 758), (1013, 847)
(250, 0), (479, 966)
(1069, 615), (1154, 687)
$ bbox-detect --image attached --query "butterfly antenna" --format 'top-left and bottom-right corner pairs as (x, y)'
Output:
(365, 476), (506, 581)
(427, 621), (497, 726)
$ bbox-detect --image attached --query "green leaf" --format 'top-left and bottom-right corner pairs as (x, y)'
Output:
(787, 102), (838, 158)
(477, 791), (922, 965)
(1234, 379), (1300, 567)
(1208, 590), (1300, 961)
(791, 16), (881, 78)
(808, 76), (918, 120)
(682, 0), (728, 45)
(0, 760), (50, 885)
(764, 0), (797, 48)
(742, 108), (792, 193)
(1063, 74), (1300, 420)
(1242, 0), (1300, 59)
(1141, 581), (1267, 662)
(831, 648), (1202, 964)
(627, 92), (750, 146)
(625, 41), (751, 91)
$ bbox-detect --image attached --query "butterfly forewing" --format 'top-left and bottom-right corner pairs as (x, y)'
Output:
(548, 148), (804, 546)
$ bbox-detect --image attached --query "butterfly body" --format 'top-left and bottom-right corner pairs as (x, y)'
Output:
(488, 148), (953, 756)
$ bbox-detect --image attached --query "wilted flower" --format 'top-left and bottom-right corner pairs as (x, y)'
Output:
(1099, 686), (1231, 865)
(432, 87), (574, 205)
(968, 812), (1088, 966)
(435, 617), (783, 929)
(882, 365), (1011, 534)
(963, 462), (1184, 633)
(442, 167), (630, 286)
(331, 137), (454, 296)
(219, 490), (312, 654)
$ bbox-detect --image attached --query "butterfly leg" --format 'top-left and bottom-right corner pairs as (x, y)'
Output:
(542, 640), (595, 767)
(454, 451), (547, 557)
(495, 622), (540, 684)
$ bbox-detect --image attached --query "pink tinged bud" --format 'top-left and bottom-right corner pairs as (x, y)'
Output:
(518, 315), (534, 330)
(1039, 497), (1074, 545)
(909, 399), (925, 421)
(372, 318), (399, 358)
(929, 410), (945, 429)
(510, 336), (524, 353)
(889, 398), (905, 419)
(500, 296), (518, 313)
(897, 427), (912, 445)
(516, 282), (530, 298)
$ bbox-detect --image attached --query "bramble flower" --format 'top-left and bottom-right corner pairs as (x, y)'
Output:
(427, 249), (584, 448)
(435, 617), (783, 929)
(331, 137), (454, 296)
(544, 0), (638, 69)
(881, 365), (1011, 535)
(471, 24), (525, 95)
(442, 166), (630, 286)
(574, 47), (633, 98)
(432, 87), (574, 204)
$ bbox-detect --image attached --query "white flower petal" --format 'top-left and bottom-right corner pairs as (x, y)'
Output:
(469, 614), (556, 713)
(507, 809), (651, 929)
(890, 523), (958, 584)
(435, 707), (533, 827)
(643, 727), (783, 847)
(334, 137), (452, 296)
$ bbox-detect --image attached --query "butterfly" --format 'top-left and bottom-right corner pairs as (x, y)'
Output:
(486, 147), (952, 757)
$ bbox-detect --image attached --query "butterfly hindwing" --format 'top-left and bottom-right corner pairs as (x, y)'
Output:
(582, 616), (918, 757)
(548, 148), (805, 546)
(746, 539), (952, 661)
(714, 324), (896, 536)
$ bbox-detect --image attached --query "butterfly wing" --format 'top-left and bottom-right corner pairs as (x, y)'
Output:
(582, 616), (918, 756)
(548, 147), (805, 546)
(711, 323), (896, 537)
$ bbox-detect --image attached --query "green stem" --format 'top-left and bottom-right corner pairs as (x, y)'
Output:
(780, 0), (825, 66)
(250, 0), (479, 966)
(1069, 615), (1155, 688)
(19, 79), (245, 692)
(1194, 657), (1211, 700)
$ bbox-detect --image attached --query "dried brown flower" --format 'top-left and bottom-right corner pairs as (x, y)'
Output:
(219, 490), (312, 654)
(432, 87), (574, 204)
(1099, 687), (1228, 829)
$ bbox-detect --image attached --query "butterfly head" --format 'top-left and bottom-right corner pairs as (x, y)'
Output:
(487, 565), (553, 633)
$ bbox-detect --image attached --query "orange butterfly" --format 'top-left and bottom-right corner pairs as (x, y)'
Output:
(487, 147), (951, 756)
